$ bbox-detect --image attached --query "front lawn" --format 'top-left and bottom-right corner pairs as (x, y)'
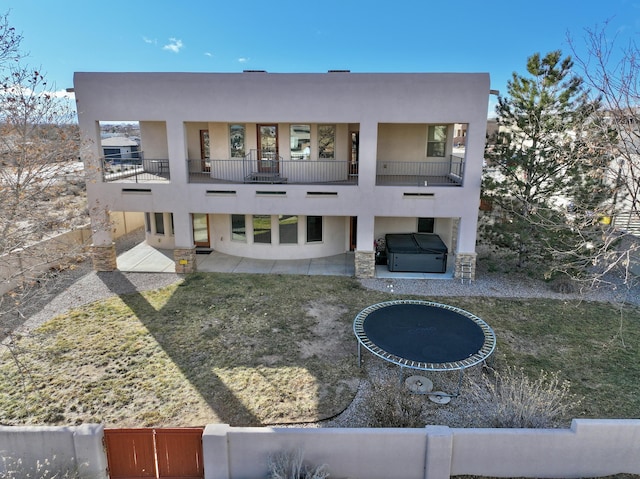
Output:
(0, 273), (638, 426)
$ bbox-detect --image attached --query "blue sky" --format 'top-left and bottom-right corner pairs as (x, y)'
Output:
(5, 0), (640, 116)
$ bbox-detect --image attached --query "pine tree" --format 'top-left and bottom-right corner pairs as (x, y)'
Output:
(482, 51), (611, 276)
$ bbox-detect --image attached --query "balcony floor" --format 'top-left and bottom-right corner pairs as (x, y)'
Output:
(375, 175), (461, 186)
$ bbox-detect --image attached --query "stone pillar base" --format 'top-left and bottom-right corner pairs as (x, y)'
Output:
(454, 252), (477, 281)
(91, 244), (117, 272)
(355, 251), (375, 278)
(174, 248), (197, 274)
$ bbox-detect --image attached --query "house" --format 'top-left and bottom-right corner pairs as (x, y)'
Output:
(73, 71), (490, 279)
(101, 136), (140, 161)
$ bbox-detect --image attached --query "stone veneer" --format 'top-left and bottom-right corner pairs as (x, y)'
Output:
(454, 252), (477, 281)
(355, 251), (375, 278)
(91, 244), (117, 272)
(174, 248), (197, 274)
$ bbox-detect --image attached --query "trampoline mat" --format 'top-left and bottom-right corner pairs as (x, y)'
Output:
(363, 303), (485, 364)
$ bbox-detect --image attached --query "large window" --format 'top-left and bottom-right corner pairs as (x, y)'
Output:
(279, 215), (298, 244)
(231, 214), (246, 242)
(318, 125), (335, 159)
(230, 124), (245, 158)
(253, 215), (272, 244)
(290, 125), (310, 160)
(427, 125), (447, 157)
(306, 216), (323, 243)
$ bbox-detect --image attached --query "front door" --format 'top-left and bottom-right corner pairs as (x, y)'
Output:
(257, 125), (278, 174)
(192, 213), (210, 248)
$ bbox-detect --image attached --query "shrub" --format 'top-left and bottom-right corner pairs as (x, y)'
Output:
(267, 448), (329, 479)
(365, 376), (425, 428)
(470, 365), (580, 428)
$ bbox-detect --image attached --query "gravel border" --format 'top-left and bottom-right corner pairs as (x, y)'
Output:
(17, 257), (640, 337)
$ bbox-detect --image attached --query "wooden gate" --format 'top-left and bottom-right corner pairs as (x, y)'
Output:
(104, 428), (204, 478)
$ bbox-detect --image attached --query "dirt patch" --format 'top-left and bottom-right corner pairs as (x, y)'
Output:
(299, 300), (351, 361)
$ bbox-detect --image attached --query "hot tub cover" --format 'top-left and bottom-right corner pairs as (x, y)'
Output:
(385, 233), (448, 254)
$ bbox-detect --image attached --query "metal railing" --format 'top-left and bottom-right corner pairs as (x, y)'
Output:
(102, 151), (170, 183)
(376, 155), (465, 186)
(188, 151), (357, 185)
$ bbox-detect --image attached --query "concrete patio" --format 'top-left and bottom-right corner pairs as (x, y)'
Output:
(116, 242), (455, 279)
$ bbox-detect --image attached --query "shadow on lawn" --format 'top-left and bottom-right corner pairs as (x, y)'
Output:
(98, 271), (262, 426)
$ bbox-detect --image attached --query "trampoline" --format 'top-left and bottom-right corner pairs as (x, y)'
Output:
(354, 300), (496, 397)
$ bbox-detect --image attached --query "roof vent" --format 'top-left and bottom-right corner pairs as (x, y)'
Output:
(328, 70), (350, 73)
(243, 70), (267, 73)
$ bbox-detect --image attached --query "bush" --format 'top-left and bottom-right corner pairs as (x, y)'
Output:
(365, 376), (425, 428)
(267, 448), (329, 479)
(470, 365), (580, 428)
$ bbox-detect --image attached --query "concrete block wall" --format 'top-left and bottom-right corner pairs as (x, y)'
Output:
(0, 424), (107, 479)
(203, 420), (640, 479)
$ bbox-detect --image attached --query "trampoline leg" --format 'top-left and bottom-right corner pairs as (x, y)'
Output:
(454, 370), (464, 397)
(357, 343), (362, 367)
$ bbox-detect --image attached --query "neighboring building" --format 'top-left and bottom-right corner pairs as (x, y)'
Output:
(74, 71), (490, 279)
(101, 136), (139, 161)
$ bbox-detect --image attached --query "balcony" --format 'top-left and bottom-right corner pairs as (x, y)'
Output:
(376, 155), (464, 186)
(188, 151), (357, 185)
(102, 151), (170, 183)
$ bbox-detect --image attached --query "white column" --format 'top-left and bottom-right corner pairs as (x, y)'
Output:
(166, 119), (188, 185)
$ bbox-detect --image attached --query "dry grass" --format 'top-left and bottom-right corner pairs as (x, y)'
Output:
(1, 272), (639, 428)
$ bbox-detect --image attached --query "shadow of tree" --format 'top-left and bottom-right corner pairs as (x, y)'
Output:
(96, 271), (367, 426)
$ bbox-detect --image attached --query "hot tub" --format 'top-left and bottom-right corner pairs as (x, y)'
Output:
(385, 233), (448, 273)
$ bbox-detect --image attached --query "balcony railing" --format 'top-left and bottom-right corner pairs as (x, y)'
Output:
(376, 155), (464, 186)
(102, 151), (170, 183)
(188, 152), (358, 185)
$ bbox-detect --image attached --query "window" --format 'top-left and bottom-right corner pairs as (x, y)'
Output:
(417, 217), (435, 233)
(306, 216), (323, 242)
(253, 215), (272, 244)
(103, 148), (121, 159)
(230, 124), (245, 158)
(154, 213), (165, 235)
(318, 125), (335, 159)
(279, 215), (298, 244)
(290, 124), (310, 160)
(427, 125), (447, 157)
(231, 214), (246, 242)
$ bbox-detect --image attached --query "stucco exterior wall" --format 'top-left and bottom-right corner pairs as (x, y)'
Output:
(75, 71), (490, 271)
(210, 214), (347, 260)
(203, 420), (640, 479)
(0, 425), (107, 479)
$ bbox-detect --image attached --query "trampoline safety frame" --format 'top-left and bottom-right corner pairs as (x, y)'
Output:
(354, 300), (496, 398)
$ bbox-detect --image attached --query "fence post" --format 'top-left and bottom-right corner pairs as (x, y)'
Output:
(424, 426), (453, 479)
(203, 424), (232, 479)
(72, 424), (109, 479)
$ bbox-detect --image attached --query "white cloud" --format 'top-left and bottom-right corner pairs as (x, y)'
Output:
(53, 89), (75, 99)
(142, 36), (156, 45)
(204, 52), (213, 57)
(238, 57), (249, 63)
(163, 38), (184, 53)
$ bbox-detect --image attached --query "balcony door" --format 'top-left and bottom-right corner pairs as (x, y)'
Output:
(257, 125), (278, 173)
(200, 129), (210, 172)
